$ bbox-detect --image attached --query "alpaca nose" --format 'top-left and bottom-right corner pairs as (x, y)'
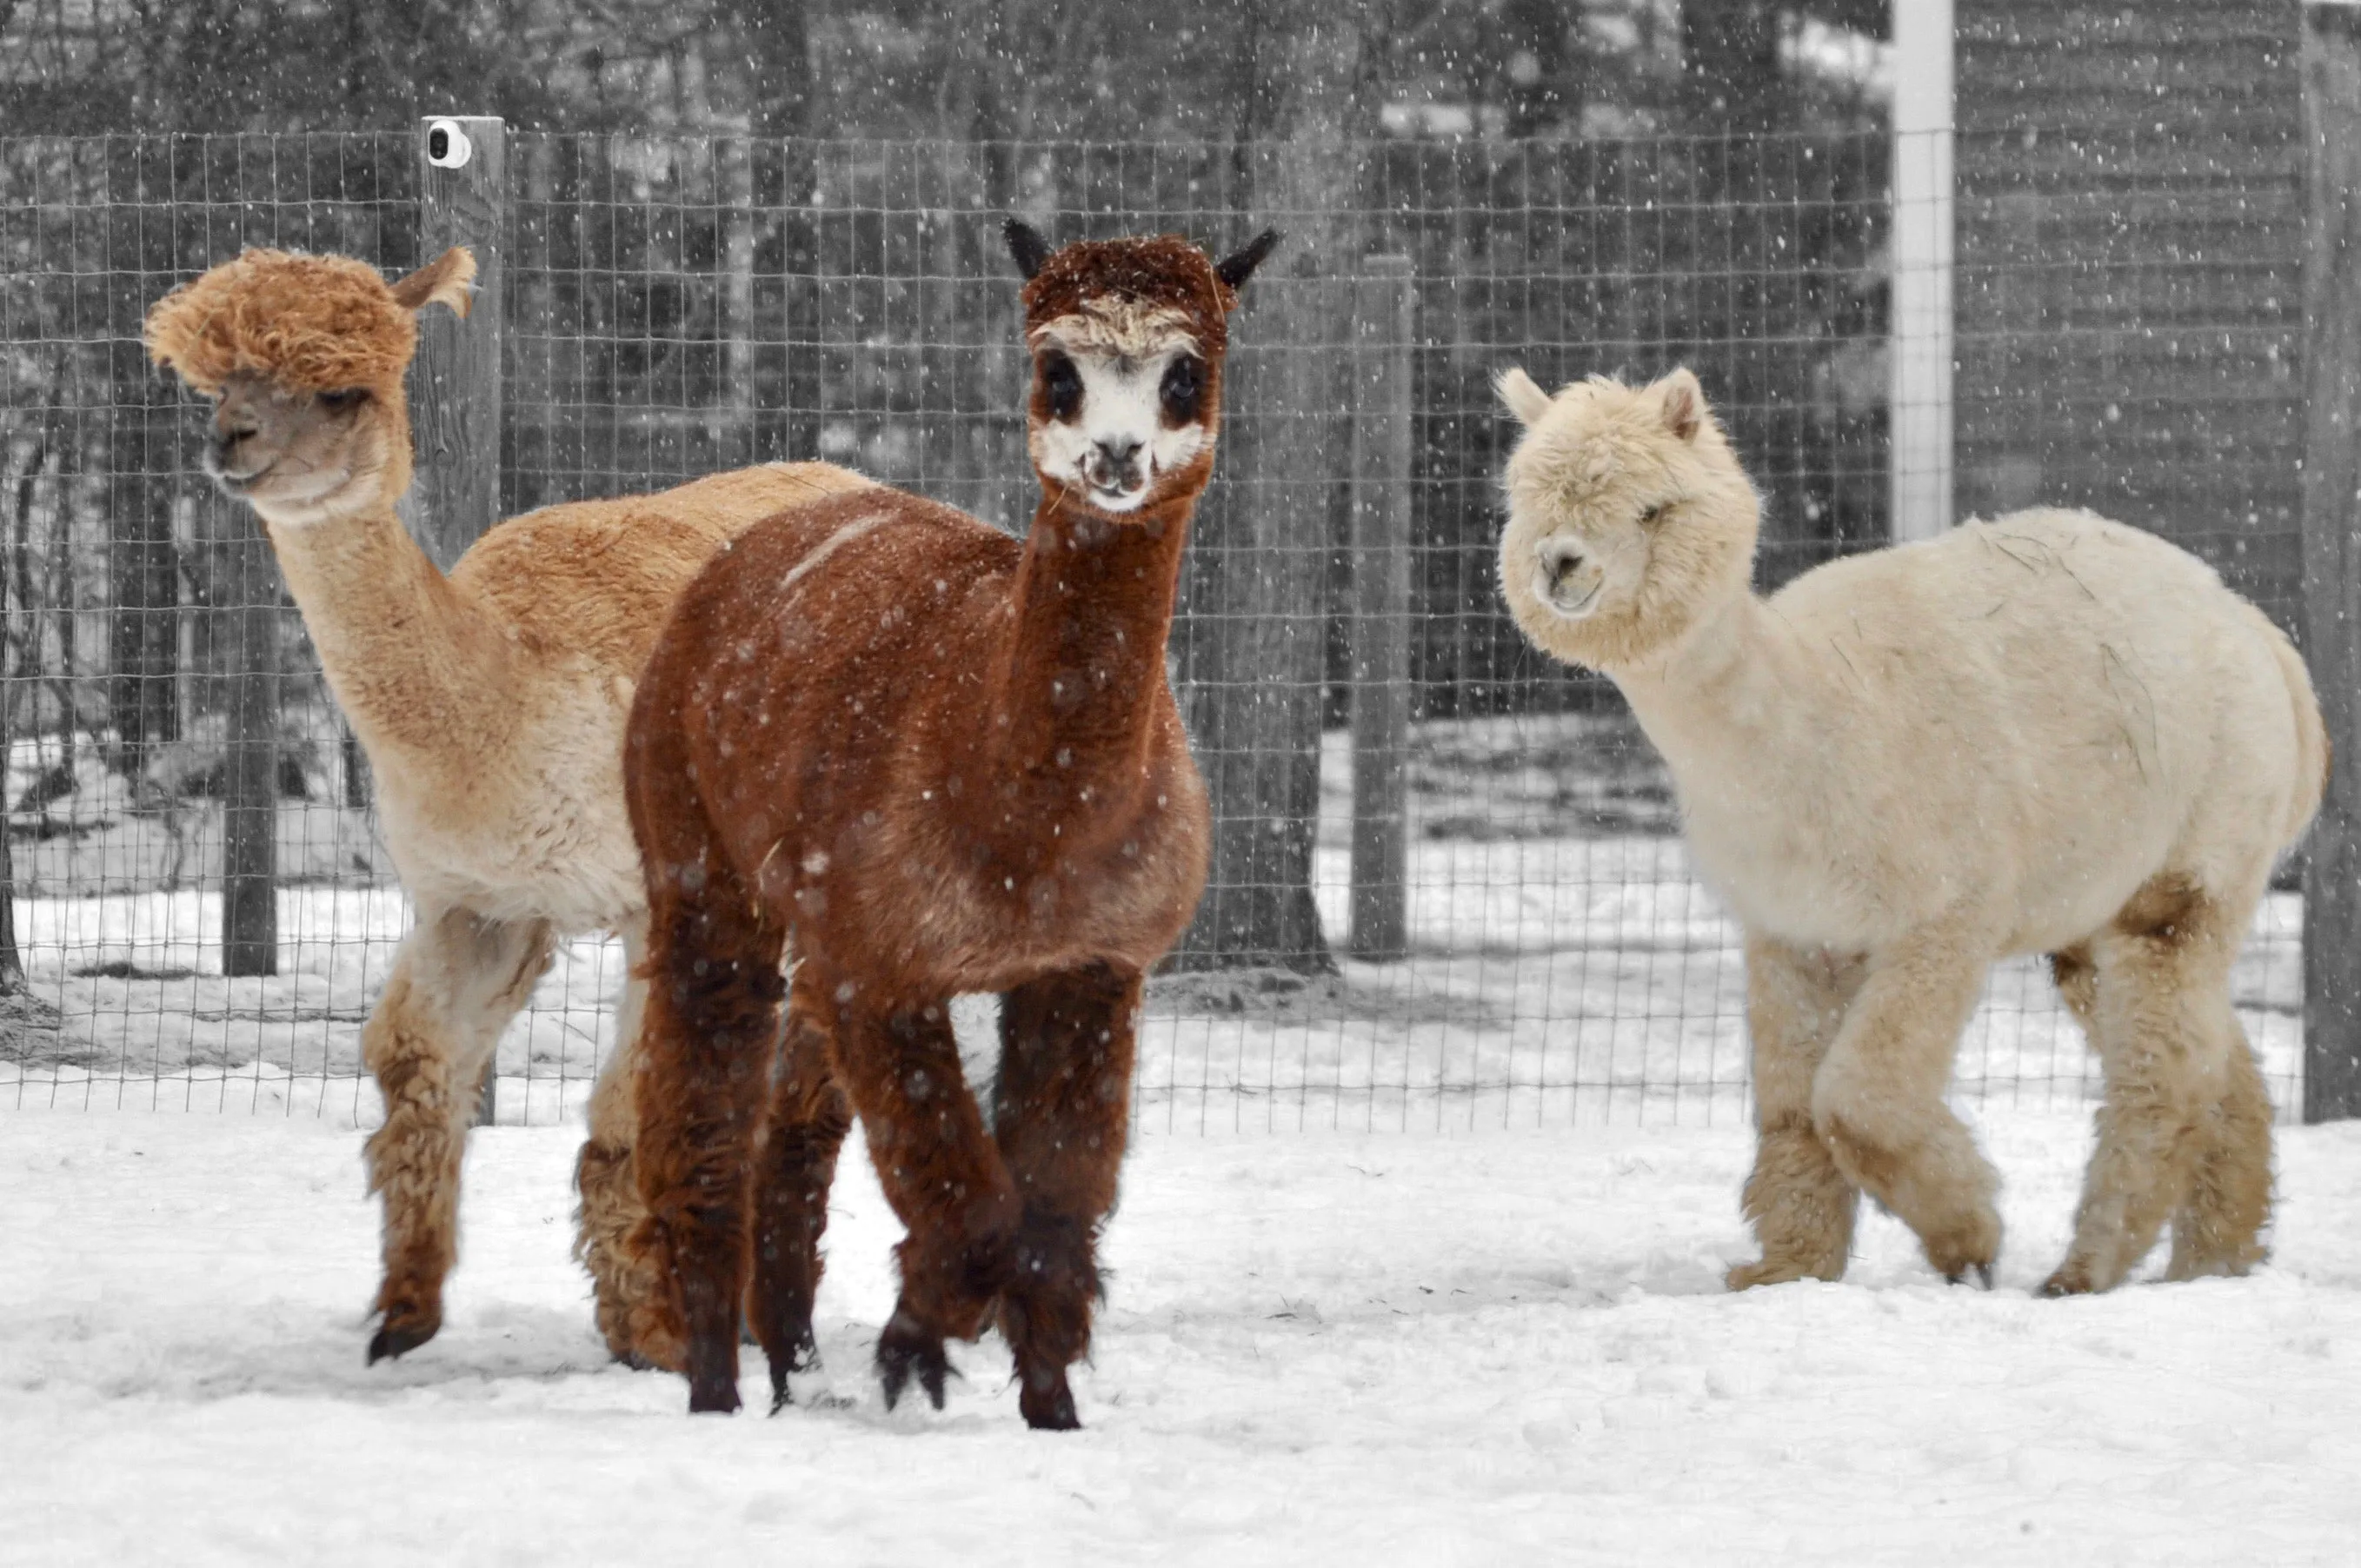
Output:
(1087, 437), (1144, 491)
(1540, 539), (1586, 588)
(208, 412), (258, 475)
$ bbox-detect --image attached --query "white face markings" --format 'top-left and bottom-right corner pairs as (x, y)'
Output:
(1026, 305), (1214, 515)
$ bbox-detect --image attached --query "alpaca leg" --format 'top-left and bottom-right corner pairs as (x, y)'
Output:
(1727, 937), (1865, 1290)
(629, 859), (787, 1413)
(1809, 927), (2000, 1284)
(363, 905), (554, 1362)
(2066, 933), (2272, 1282)
(991, 963), (1142, 1430)
(827, 993), (1021, 1414)
(575, 918), (680, 1370)
(2045, 882), (2251, 1295)
(2165, 1007), (2274, 1281)
(746, 973), (852, 1412)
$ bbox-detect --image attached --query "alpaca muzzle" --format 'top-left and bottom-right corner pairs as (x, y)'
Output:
(1537, 539), (1601, 617)
(204, 434), (269, 493)
(1085, 437), (1147, 501)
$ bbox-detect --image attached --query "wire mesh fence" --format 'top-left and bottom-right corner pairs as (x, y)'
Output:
(0, 128), (2307, 1129)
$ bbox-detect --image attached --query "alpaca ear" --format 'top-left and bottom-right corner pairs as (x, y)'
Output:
(1005, 218), (1054, 281)
(1495, 367), (1554, 428)
(1660, 368), (1706, 442)
(389, 247), (476, 318)
(1214, 229), (1283, 293)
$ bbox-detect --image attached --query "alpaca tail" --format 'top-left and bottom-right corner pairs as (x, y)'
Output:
(2256, 605), (2329, 846)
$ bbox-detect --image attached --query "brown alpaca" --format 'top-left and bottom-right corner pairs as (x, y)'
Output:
(621, 221), (1280, 1425)
(146, 247), (875, 1366)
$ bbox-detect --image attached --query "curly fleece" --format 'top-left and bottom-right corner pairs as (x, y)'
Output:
(145, 249), (421, 396)
(1018, 233), (1237, 355)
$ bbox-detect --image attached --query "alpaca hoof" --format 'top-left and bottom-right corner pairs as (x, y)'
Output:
(368, 1311), (438, 1365)
(1018, 1366), (1081, 1431)
(368, 1323), (433, 1365)
(766, 1334), (816, 1415)
(2165, 1252), (2264, 1284)
(1919, 1217), (1999, 1289)
(1945, 1261), (1994, 1291)
(2038, 1266), (2094, 1299)
(687, 1374), (742, 1415)
(1725, 1258), (1826, 1291)
(599, 1312), (685, 1374)
(682, 1306), (744, 1413)
(684, 1332), (742, 1412)
(2165, 1235), (2267, 1283)
(593, 1276), (689, 1374)
(877, 1313), (954, 1412)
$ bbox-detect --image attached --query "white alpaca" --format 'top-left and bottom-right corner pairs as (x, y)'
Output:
(1494, 366), (2324, 1293)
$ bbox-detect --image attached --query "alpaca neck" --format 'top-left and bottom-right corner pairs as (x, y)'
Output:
(257, 499), (511, 770)
(987, 483), (1197, 795)
(1612, 588), (1816, 790)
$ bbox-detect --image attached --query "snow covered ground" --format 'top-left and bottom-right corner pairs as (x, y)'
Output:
(0, 713), (2344, 1564)
(5, 1106), (2361, 1565)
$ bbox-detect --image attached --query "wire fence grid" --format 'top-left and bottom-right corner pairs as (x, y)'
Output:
(0, 128), (2307, 1130)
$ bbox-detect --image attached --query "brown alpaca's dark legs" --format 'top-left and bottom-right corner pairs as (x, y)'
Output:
(746, 974), (852, 1412)
(992, 963), (1141, 1431)
(631, 846), (787, 1414)
(827, 992), (1021, 1413)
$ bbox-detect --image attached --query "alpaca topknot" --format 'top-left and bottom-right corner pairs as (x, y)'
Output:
(146, 249), (423, 397)
(1019, 233), (1237, 355)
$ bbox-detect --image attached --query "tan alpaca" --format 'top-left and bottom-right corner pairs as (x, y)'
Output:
(1494, 367), (2324, 1294)
(145, 247), (875, 1363)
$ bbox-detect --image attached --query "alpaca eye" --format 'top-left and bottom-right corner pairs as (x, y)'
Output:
(319, 388), (369, 412)
(1639, 502), (1669, 526)
(1041, 353), (1082, 422)
(1160, 356), (1204, 423)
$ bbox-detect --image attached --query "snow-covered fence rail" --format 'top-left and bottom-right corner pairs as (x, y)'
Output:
(0, 126), (2318, 1129)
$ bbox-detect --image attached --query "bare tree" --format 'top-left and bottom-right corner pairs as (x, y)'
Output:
(1169, 2), (1387, 973)
(104, 139), (180, 781)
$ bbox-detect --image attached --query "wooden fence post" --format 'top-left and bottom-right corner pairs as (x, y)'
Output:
(410, 116), (507, 1120)
(0, 438), (31, 996)
(2304, 4), (2361, 1122)
(220, 512), (280, 979)
(409, 117), (507, 571)
(1348, 256), (1415, 961)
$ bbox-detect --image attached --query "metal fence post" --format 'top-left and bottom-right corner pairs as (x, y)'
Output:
(2304, 4), (2361, 1122)
(410, 115), (507, 1120)
(1889, 0), (1954, 543)
(1348, 256), (1414, 961)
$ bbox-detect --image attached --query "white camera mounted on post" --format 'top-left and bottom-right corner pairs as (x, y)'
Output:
(424, 119), (474, 170)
